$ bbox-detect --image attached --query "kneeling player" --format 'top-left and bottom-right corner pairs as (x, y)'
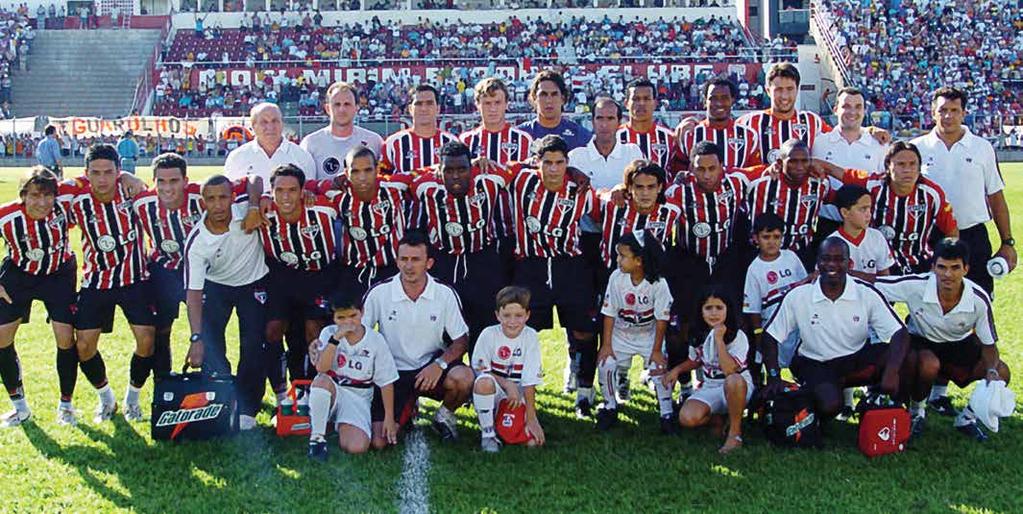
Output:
(307, 293), (399, 461)
(875, 238), (1011, 442)
(471, 286), (545, 452)
(596, 231), (675, 432)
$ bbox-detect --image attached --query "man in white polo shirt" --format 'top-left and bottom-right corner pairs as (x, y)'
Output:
(911, 87), (1015, 295)
(566, 97), (644, 396)
(300, 81), (384, 180)
(224, 102), (316, 183)
(183, 175), (269, 431)
(362, 231), (473, 447)
(812, 87), (887, 239)
(762, 237), (911, 421)
(875, 238), (1010, 442)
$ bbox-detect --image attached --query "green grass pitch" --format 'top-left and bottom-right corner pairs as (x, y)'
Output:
(0, 164), (1020, 513)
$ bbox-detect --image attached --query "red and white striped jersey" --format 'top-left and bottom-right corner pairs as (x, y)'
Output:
(0, 198), (74, 275)
(509, 166), (597, 259)
(737, 110), (830, 163)
(596, 198), (681, 271)
(133, 184), (205, 271)
(681, 119), (762, 169)
(459, 124), (533, 240)
(667, 172), (747, 270)
(381, 128), (459, 175)
(855, 174), (958, 272)
(329, 183), (409, 269)
(746, 174), (831, 253)
(258, 198), (339, 272)
(616, 123), (681, 176)
(60, 178), (148, 289)
(410, 172), (505, 256)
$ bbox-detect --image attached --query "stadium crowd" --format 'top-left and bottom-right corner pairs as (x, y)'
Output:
(0, 56), (1017, 460)
(821, 0), (1023, 137)
(0, 5), (34, 117)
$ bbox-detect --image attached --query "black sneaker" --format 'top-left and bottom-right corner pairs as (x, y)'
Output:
(910, 415), (926, 441)
(835, 406), (855, 422)
(308, 440), (328, 462)
(660, 414), (678, 435)
(928, 396), (957, 417)
(956, 422), (988, 442)
(575, 397), (593, 419)
(595, 408), (618, 431)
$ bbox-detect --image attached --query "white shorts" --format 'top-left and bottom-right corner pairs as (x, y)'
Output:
(327, 386), (373, 439)
(474, 372), (520, 403)
(688, 375), (754, 415)
(612, 345), (656, 366)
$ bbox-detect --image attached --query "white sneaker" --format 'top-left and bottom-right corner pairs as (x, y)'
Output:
(93, 402), (118, 423)
(432, 408), (459, 441)
(0, 408), (31, 428)
(480, 436), (502, 453)
(56, 405), (80, 426)
(124, 403), (146, 423)
(239, 414), (258, 431)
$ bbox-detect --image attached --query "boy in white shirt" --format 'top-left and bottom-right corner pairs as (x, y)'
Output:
(471, 286), (545, 453)
(307, 293), (399, 462)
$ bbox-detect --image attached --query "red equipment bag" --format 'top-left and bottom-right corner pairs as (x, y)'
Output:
(495, 399), (533, 445)
(275, 379), (312, 437)
(857, 394), (911, 457)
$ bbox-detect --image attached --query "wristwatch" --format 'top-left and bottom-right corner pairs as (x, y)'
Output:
(1003, 238), (1015, 247)
(189, 333), (201, 343)
(433, 357), (449, 371)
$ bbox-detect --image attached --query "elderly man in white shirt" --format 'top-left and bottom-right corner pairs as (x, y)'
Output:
(224, 102), (316, 183)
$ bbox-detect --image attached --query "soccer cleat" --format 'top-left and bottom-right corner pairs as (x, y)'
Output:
(93, 402), (117, 423)
(956, 421), (988, 443)
(574, 397), (593, 419)
(595, 408), (618, 431)
(56, 406), (79, 427)
(0, 408), (31, 428)
(910, 415), (926, 441)
(616, 372), (632, 403)
(835, 406), (855, 422)
(660, 414), (678, 435)
(308, 439), (328, 462)
(432, 408), (459, 442)
(563, 365), (577, 394)
(480, 437), (502, 453)
(928, 396), (958, 417)
(239, 414), (258, 431)
(123, 403), (146, 423)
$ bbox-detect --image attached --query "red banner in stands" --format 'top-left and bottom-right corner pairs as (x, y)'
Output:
(188, 63), (761, 89)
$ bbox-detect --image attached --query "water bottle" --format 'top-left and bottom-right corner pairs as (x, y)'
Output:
(280, 397), (295, 416)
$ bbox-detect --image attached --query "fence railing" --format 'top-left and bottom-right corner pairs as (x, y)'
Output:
(809, 1), (851, 88)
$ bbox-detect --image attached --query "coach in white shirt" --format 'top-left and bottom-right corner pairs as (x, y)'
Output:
(362, 231), (473, 448)
(874, 238), (1010, 441)
(224, 102), (316, 183)
(911, 87), (1015, 294)
(763, 237), (911, 419)
(812, 87), (887, 234)
(300, 81), (384, 180)
(183, 175), (269, 430)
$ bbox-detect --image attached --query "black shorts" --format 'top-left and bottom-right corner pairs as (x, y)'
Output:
(513, 255), (597, 333)
(432, 245), (503, 341)
(337, 262), (398, 300)
(0, 258), (76, 325)
(370, 356), (468, 425)
(790, 343), (888, 389)
(265, 262), (337, 322)
(148, 263), (185, 328)
(666, 247), (744, 330)
(73, 281), (157, 330)
(959, 224), (994, 295)
(912, 334), (984, 387)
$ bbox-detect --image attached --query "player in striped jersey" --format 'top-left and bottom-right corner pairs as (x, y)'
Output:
(132, 153), (204, 377)
(0, 167), (78, 426)
(736, 64), (830, 164)
(380, 84), (458, 175)
(814, 142), (959, 274)
(460, 77), (533, 284)
(679, 76), (762, 171)
(256, 164), (342, 399)
(509, 135), (600, 418)
(617, 78), (684, 178)
(61, 144), (156, 424)
(408, 142), (506, 346)
(327, 146), (409, 293)
(746, 139), (833, 269)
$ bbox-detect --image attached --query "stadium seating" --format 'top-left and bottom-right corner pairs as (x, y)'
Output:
(0, 6), (34, 119)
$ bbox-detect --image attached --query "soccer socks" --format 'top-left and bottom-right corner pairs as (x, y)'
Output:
(929, 385), (949, 401)
(129, 353), (153, 390)
(56, 347), (78, 402)
(654, 376), (675, 417)
(80, 352), (114, 407)
(598, 356), (619, 411)
(0, 345), (23, 401)
(911, 400), (927, 418)
(308, 386), (332, 442)
(473, 389), (496, 440)
(843, 388), (856, 408)
(267, 341), (288, 395)
(152, 328), (172, 377)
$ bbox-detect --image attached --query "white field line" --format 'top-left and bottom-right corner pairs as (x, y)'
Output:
(397, 427), (431, 514)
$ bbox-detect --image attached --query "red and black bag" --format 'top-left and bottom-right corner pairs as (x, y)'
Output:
(151, 370), (238, 441)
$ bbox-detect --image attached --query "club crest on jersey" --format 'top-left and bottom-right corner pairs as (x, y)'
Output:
(727, 138), (745, 152)
(791, 123), (808, 139)
(717, 190), (735, 204)
(767, 270), (779, 284)
(500, 142), (520, 156)
(300, 225), (321, 239)
(799, 195), (818, 208)
(444, 222), (464, 237)
(498, 345), (512, 359)
(557, 198), (575, 211)
(907, 204), (927, 219)
(323, 157), (342, 176)
(160, 239), (181, 254)
(625, 293), (637, 305)
(372, 202), (390, 214)
(254, 289), (267, 304)
(467, 192), (486, 206)
(117, 200), (133, 212)
(25, 248), (45, 262)
(650, 143), (668, 157)
(692, 222), (712, 238)
(96, 235), (117, 252)
(336, 353), (347, 368)
(48, 213), (67, 229)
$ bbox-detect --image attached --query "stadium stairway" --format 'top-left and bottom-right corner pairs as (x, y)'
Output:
(11, 29), (164, 118)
